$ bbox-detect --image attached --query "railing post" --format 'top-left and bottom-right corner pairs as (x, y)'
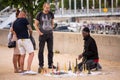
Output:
(111, 0), (114, 13)
(104, 0), (106, 8)
(74, 0), (77, 13)
(61, 0), (64, 14)
(93, 0), (95, 9)
(99, 0), (102, 13)
(87, 0), (89, 13)
(81, 0), (83, 9)
(69, 0), (71, 13)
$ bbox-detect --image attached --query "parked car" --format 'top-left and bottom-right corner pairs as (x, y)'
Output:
(54, 26), (71, 32)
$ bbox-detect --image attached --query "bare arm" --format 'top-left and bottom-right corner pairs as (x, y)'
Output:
(10, 27), (13, 32)
(27, 24), (33, 36)
(51, 19), (54, 29)
(34, 19), (43, 35)
(10, 26), (16, 35)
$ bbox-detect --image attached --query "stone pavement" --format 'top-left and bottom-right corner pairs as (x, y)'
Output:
(0, 46), (120, 80)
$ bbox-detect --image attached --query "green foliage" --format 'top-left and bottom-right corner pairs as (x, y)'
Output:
(0, 0), (9, 10)
(0, 0), (120, 27)
(76, 0), (81, 9)
(71, 0), (74, 9)
(0, 0), (46, 29)
(64, 0), (69, 9)
(118, 0), (120, 7)
(50, 3), (55, 13)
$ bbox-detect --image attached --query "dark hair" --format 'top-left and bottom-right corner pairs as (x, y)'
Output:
(82, 27), (90, 33)
(16, 9), (20, 17)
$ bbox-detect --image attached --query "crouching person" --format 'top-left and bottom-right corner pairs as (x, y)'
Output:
(78, 27), (102, 72)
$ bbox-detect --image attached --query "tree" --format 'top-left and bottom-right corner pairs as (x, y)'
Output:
(76, 0), (81, 9)
(64, 0), (69, 9)
(50, 3), (55, 13)
(1, 0), (46, 29)
(0, 0), (9, 10)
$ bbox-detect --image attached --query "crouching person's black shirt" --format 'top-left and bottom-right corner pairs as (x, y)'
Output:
(82, 35), (99, 60)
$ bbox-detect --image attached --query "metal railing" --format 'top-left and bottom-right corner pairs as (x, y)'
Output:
(55, 8), (120, 18)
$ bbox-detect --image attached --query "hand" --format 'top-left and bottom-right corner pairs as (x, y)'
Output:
(40, 32), (43, 36)
(78, 54), (83, 60)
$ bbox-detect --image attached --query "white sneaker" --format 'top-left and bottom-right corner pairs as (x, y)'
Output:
(23, 70), (38, 75)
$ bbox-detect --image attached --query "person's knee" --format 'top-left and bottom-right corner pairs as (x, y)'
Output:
(39, 49), (44, 53)
(48, 50), (53, 53)
(48, 49), (53, 53)
(20, 56), (24, 65)
(86, 62), (97, 70)
(29, 52), (34, 57)
(86, 60), (93, 64)
(13, 54), (20, 56)
(20, 55), (25, 60)
(48, 51), (53, 55)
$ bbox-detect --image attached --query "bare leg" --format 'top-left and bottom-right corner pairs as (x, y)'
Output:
(18, 55), (21, 69)
(27, 52), (34, 71)
(13, 54), (19, 73)
(20, 54), (25, 72)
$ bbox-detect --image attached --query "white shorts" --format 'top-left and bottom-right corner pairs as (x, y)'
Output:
(17, 39), (34, 55)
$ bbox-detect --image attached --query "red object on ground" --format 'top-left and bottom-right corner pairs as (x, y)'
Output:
(94, 59), (99, 63)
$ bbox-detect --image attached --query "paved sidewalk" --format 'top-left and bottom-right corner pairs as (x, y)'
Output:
(0, 46), (120, 80)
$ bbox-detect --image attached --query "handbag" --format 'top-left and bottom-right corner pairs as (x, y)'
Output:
(8, 32), (16, 48)
(8, 21), (16, 48)
(8, 41), (16, 48)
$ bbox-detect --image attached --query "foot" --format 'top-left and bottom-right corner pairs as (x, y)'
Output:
(38, 66), (43, 73)
(48, 65), (56, 69)
(14, 68), (25, 73)
(14, 69), (19, 73)
(96, 67), (102, 71)
(96, 63), (102, 71)
(18, 70), (26, 73)
(23, 70), (37, 75)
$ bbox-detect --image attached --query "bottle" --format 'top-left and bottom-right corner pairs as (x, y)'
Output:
(75, 58), (78, 73)
(68, 61), (72, 71)
(83, 63), (87, 74)
(72, 62), (75, 73)
(64, 63), (67, 72)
